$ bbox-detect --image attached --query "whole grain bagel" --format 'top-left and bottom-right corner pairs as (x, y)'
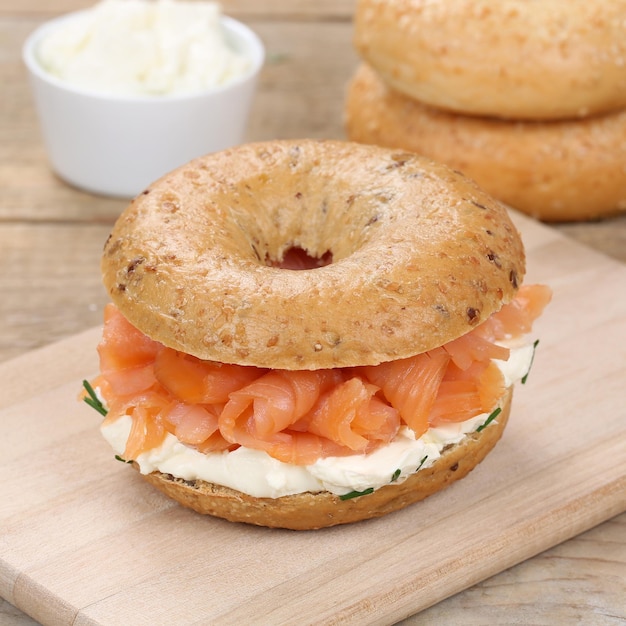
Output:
(354, 0), (626, 120)
(102, 139), (524, 370)
(346, 64), (626, 222)
(140, 389), (512, 530)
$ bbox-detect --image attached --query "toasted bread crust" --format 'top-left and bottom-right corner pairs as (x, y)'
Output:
(102, 139), (524, 369)
(354, 0), (626, 120)
(138, 390), (511, 530)
(346, 64), (626, 222)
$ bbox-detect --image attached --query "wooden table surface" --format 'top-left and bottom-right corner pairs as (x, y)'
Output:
(1, 1), (625, 624)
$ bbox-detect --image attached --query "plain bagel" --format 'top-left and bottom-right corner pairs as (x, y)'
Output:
(354, 0), (626, 120)
(102, 139), (525, 370)
(346, 64), (626, 222)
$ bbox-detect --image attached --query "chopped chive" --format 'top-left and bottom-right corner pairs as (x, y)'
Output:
(339, 487), (374, 501)
(82, 380), (108, 416)
(391, 469), (401, 482)
(84, 396), (107, 416)
(416, 455), (428, 472)
(476, 407), (502, 432)
(115, 454), (132, 464)
(521, 339), (540, 384)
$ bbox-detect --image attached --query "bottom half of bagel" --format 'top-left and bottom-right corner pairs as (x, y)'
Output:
(345, 64), (626, 223)
(132, 389), (511, 531)
(91, 288), (550, 531)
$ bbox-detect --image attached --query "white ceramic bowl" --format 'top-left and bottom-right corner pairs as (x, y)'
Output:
(23, 11), (264, 198)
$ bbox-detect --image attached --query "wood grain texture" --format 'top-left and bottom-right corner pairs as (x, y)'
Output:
(0, 224), (111, 361)
(406, 514), (626, 625)
(1, 212), (625, 625)
(1, 1), (626, 624)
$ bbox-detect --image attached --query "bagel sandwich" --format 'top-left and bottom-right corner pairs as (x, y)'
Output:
(83, 140), (551, 530)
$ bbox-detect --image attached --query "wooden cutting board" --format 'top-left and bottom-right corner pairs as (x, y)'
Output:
(1, 211), (625, 626)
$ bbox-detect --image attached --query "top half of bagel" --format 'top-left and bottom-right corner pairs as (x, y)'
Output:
(354, 0), (626, 120)
(101, 139), (525, 370)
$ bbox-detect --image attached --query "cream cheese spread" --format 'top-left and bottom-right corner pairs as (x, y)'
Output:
(37, 0), (251, 96)
(100, 341), (536, 498)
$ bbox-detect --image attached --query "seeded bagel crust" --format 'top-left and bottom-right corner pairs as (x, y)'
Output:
(137, 389), (512, 530)
(346, 64), (626, 222)
(354, 0), (626, 121)
(102, 139), (524, 369)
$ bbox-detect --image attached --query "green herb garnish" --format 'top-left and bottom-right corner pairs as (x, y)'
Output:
(115, 454), (132, 464)
(339, 487), (374, 501)
(476, 407), (502, 432)
(416, 455), (428, 472)
(391, 469), (401, 482)
(82, 379), (108, 416)
(521, 339), (540, 384)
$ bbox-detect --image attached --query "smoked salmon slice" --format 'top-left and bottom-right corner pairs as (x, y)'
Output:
(477, 283), (552, 341)
(298, 377), (400, 452)
(98, 303), (161, 396)
(90, 284), (551, 464)
(154, 348), (264, 404)
(429, 361), (506, 425)
(218, 369), (341, 443)
(361, 348), (450, 438)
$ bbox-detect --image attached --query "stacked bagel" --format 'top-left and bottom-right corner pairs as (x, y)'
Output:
(346, 0), (626, 222)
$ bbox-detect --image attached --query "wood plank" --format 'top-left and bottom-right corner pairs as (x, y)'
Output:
(1, 212), (625, 624)
(407, 514), (626, 624)
(558, 216), (626, 264)
(0, 223), (111, 362)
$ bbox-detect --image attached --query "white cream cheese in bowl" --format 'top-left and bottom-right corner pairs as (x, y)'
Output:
(22, 0), (265, 197)
(36, 0), (253, 97)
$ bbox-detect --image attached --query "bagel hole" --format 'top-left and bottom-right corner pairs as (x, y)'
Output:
(268, 246), (333, 270)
